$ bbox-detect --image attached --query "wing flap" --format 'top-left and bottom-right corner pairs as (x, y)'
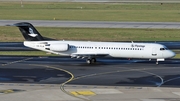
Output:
(71, 53), (109, 58)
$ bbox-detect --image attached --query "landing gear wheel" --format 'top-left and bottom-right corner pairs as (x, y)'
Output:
(156, 61), (159, 65)
(86, 59), (91, 64)
(86, 58), (96, 64)
(91, 58), (96, 63)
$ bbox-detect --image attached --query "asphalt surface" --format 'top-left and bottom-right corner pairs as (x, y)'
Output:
(2, 20), (180, 29)
(0, 56), (180, 101)
(0, 56), (180, 87)
(0, 42), (33, 51)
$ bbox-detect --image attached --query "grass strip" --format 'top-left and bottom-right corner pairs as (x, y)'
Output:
(0, 2), (180, 21)
(0, 51), (56, 56)
(1, 26), (180, 42)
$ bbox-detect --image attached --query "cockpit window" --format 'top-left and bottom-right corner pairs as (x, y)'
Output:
(160, 48), (168, 51)
(160, 48), (165, 50)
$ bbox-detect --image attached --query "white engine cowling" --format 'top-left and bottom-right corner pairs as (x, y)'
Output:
(45, 43), (69, 52)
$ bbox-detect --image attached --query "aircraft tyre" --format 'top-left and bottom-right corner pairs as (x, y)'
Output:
(156, 61), (159, 65)
(86, 59), (91, 64)
(91, 58), (96, 63)
(86, 58), (96, 64)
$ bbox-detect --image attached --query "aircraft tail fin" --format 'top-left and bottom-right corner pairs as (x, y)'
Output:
(8, 22), (45, 41)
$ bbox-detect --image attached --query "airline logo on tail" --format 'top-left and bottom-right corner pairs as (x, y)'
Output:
(28, 28), (38, 37)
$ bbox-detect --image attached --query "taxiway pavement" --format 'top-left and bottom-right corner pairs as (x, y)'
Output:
(0, 56), (180, 101)
(0, 56), (180, 87)
(1, 20), (180, 29)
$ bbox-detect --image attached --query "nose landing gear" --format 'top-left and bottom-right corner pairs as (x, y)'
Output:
(156, 59), (165, 65)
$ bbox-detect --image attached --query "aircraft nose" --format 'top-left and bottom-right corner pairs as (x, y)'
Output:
(169, 51), (176, 58)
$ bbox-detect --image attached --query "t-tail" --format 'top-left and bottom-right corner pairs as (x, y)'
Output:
(7, 22), (53, 41)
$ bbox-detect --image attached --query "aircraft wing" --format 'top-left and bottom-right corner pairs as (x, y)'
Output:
(71, 53), (109, 58)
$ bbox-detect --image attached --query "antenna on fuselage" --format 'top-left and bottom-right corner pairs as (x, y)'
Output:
(131, 41), (134, 47)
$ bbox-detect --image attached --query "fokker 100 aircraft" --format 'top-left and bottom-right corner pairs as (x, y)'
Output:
(8, 22), (175, 64)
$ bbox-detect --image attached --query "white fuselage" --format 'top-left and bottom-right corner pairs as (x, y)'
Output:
(24, 40), (175, 60)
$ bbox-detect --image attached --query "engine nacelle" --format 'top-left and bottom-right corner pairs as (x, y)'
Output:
(45, 43), (69, 52)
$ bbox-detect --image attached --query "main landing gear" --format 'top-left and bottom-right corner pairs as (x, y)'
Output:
(86, 58), (96, 64)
